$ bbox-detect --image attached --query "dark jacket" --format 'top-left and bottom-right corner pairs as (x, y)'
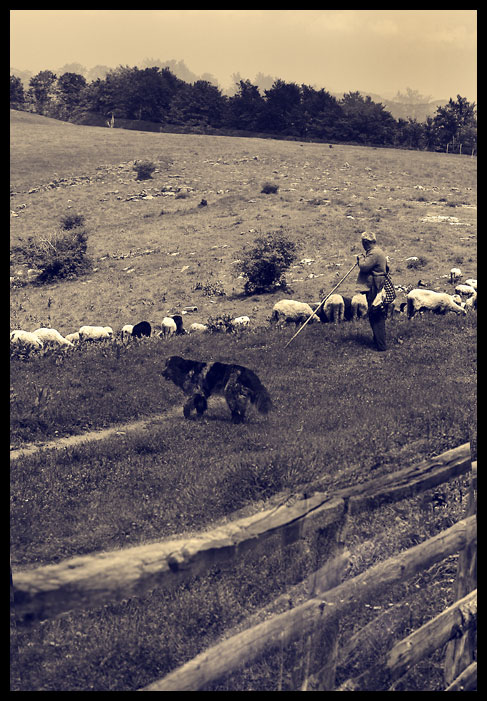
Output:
(356, 245), (388, 294)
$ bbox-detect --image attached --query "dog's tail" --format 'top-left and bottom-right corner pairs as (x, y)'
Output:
(241, 368), (273, 415)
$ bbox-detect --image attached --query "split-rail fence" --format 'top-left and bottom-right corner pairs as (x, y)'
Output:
(11, 442), (476, 691)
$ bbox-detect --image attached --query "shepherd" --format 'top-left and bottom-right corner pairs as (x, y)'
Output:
(356, 231), (390, 352)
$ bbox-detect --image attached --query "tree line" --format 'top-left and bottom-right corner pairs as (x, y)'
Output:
(10, 65), (477, 154)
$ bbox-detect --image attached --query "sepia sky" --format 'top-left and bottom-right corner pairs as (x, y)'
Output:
(10, 10), (477, 101)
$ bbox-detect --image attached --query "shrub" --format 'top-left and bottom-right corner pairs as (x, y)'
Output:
(261, 181), (279, 194)
(407, 255), (429, 270)
(60, 212), (85, 230)
(133, 160), (156, 180)
(20, 229), (92, 283)
(192, 279), (226, 297)
(235, 232), (298, 295)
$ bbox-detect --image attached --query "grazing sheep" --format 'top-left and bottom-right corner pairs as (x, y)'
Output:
(351, 293), (368, 321)
(231, 315), (251, 328)
(132, 321), (152, 338)
(10, 330), (44, 349)
(464, 279), (477, 290)
(121, 324), (134, 340)
(449, 268), (462, 284)
(323, 294), (345, 323)
(159, 317), (178, 336)
(189, 322), (209, 333)
(65, 332), (80, 344)
(272, 300), (320, 325)
(32, 328), (74, 347)
(171, 315), (186, 335)
(78, 325), (114, 341)
(454, 284), (476, 298)
(465, 291), (477, 310)
(406, 289), (467, 319)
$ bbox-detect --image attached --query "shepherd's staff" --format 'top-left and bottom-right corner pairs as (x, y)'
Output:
(284, 262), (358, 349)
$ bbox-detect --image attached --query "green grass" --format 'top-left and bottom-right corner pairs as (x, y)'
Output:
(10, 111), (476, 690)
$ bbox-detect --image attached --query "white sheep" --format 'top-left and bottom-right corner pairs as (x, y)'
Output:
(188, 322), (209, 333)
(406, 289), (467, 319)
(455, 284), (476, 298)
(464, 279), (477, 291)
(449, 267), (462, 284)
(121, 324), (134, 341)
(231, 315), (251, 328)
(465, 291), (477, 310)
(78, 325), (114, 341)
(10, 330), (44, 350)
(33, 328), (75, 347)
(159, 317), (177, 337)
(271, 300), (320, 325)
(323, 294), (345, 323)
(65, 332), (80, 344)
(351, 293), (368, 321)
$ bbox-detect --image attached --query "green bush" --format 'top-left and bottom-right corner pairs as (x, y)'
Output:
(261, 181), (279, 194)
(20, 229), (92, 283)
(133, 159), (156, 180)
(60, 212), (85, 230)
(235, 232), (298, 295)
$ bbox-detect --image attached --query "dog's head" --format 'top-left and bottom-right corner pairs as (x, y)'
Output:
(162, 356), (206, 390)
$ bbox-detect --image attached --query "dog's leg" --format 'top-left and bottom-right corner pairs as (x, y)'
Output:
(194, 393), (208, 416)
(183, 393), (207, 419)
(225, 377), (250, 423)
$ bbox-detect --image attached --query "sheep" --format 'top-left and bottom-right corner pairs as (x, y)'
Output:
(65, 332), (80, 344)
(159, 317), (178, 337)
(406, 289), (467, 319)
(454, 284), (476, 298)
(10, 330), (44, 350)
(271, 300), (320, 325)
(78, 325), (114, 341)
(121, 324), (134, 340)
(171, 315), (186, 335)
(351, 293), (368, 321)
(231, 315), (251, 328)
(465, 291), (477, 310)
(188, 322), (209, 333)
(449, 268), (462, 284)
(32, 327), (75, 347)
(323, 294), (345, 323)
(464, 279), (477, 291)
(132, 321), (152, 338)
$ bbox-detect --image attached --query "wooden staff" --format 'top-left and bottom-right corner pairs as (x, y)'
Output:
(284, 262), (358, 349)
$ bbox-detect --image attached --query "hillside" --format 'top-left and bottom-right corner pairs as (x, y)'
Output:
(10, 110), (476, 338)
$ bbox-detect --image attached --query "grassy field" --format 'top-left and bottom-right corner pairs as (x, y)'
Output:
(10, 109), (476, 335)
(10, 110), (477, 691)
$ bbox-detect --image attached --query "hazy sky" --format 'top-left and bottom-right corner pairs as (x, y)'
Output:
(10, 10), (477, 101)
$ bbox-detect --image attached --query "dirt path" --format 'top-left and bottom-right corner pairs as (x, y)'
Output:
(10, 406), (182, 462)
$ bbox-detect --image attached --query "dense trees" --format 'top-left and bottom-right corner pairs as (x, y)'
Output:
(10, 65), (476, 154)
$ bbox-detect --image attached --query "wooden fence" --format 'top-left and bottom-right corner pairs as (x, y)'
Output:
(11, 442), (476, 691)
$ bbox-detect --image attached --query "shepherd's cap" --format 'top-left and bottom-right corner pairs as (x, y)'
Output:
(361, 231), (377, 244)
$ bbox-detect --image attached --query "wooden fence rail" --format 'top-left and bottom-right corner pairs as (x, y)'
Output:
(11, 443), (476, 691)
(12, 443), (471, 625)
(137, 516), (476, 691)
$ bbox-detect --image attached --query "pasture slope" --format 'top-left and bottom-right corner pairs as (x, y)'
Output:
(10, 111), (476, 691)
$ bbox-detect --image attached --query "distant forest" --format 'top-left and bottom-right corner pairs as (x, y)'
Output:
(10, 62), (477, 154)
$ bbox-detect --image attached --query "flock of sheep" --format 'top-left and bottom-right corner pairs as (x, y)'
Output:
(10, 268), (477, 353)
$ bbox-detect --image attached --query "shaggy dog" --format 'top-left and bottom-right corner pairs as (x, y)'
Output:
(162, 355), (273, 423)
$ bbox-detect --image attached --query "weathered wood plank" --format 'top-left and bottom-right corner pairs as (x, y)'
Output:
(445, 661), (477, 691)
(444, 458), (477, 685)
(12, 443), (472, 625)
(138, 516), (475, 691)
(12, 495), (345, 623)
(337, 590), (477, 691)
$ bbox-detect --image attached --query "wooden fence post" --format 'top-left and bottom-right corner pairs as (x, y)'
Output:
(300, 507), (350, 691)
(443, 460), (477, 686)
